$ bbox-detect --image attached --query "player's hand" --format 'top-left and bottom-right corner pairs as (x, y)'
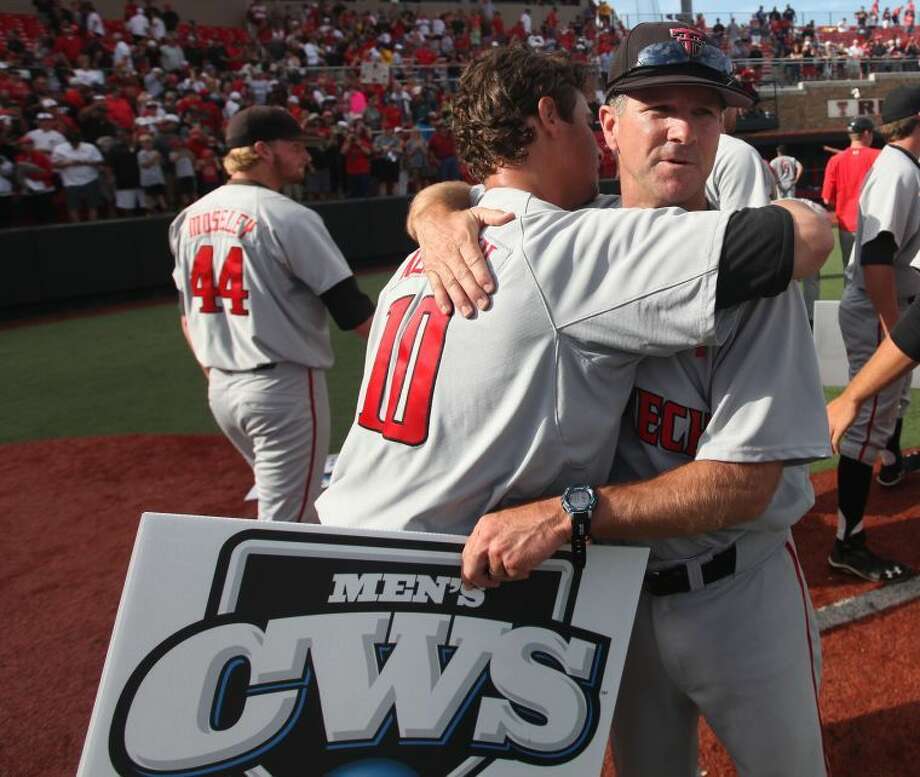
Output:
(419, 206), (514, 318)
(461, 498), (570, 589)
(827, 393), (861, 454)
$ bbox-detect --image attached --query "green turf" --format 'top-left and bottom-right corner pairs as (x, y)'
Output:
(818, 232), (846, 302)
(0, 271), (392, 449)
(2, 246), (918, 471)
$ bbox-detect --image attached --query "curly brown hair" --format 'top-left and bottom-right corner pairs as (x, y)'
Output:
(451, 46), (588, 181)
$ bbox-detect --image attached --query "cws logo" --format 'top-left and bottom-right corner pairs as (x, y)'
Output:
(108, 529), (609, 777)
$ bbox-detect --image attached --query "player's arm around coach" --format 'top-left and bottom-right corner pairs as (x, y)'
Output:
(412, 183), (832, 321)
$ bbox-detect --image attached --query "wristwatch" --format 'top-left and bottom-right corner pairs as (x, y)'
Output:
(561, 485), (597, 569)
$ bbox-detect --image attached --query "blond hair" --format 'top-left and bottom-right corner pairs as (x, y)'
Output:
(222, 145), (262, 175)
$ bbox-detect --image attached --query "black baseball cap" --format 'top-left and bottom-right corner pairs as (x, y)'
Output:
(881, 85), (920, 124)
(847, 116), (874, 133)
(605, 22), (753, 108)
(225, 106), (307, 149)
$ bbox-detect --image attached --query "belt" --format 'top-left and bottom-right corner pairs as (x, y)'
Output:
(214, 363), (277, 374)
(644, 544), (737, 596)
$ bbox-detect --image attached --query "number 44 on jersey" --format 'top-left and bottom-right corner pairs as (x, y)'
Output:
(190, 244), (250, 316)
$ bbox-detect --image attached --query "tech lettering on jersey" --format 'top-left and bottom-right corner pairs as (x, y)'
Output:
(107, 531), (609, 777)
(632, 387), (711, 458)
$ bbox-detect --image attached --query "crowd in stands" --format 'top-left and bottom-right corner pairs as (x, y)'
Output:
(0, 0), (918, 227)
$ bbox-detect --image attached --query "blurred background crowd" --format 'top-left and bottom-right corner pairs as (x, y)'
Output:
(0, 0), (917, 226)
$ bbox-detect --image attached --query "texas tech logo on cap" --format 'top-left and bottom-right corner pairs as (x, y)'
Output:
(107, 529), (609, 776)
(669, 26), (706, 56)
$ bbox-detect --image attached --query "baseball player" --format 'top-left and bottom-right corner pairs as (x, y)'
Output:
(769, 145), (819, 323)
(829, 294), (920, 450)
(705, 106), (775, 211)
(419, 26), (831, 776)
(170, 106), (375, 523)
(831, 85), (920, 582)
(317, 45), (831, 539)
(770, 143), (804, 198)
(821, 117), (881, 273)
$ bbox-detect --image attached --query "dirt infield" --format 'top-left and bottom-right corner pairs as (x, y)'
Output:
(1, 435), (917, 777)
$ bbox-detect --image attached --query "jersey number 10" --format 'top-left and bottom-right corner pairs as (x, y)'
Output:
(358, 295), (450, 446)
(190, 244), (249, 316)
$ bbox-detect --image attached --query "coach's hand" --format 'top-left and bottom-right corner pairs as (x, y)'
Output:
(461, 498), (571, 588)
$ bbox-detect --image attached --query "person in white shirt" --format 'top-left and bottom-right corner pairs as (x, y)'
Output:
(51, 132), (104, 221)
(520, 8), (533, 34)
(86, 6), (105, 37)
(432, 15), (446, 37)
(71, 54), (105, 87)
(0, 153), (14, 228)
(113, 34), (133, 70)
(150, 14), (167, 40)
(26, 114), (67, 154)
(137, 133), (167, 211)
(127, 9), (150, 40)
(303, 38), (321, 66)
(224, 91), (243, 119)
(159, 37), (187, 71)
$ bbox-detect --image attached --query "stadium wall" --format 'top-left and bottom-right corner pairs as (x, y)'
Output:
(1, 196), (416, 311)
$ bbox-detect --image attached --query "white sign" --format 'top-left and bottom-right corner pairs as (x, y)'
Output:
(814, 300), (920, 388)
(360, 61), (390, 85)
(826, 97), (884, 119)
(78, 513), (648, 776)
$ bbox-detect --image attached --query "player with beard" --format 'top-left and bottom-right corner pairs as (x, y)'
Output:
(170, 106), (376, 523)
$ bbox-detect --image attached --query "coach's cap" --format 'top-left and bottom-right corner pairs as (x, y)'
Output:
(881, 85), (920, 124)
(606, 22), (752, 108)
(847, 116), (874, 133)
(225, 106), (307, 149)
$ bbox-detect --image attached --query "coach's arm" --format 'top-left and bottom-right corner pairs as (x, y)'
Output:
(461, 460), (782, 587)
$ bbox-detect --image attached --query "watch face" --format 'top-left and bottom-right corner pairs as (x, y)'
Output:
(567, 488), (593, 512)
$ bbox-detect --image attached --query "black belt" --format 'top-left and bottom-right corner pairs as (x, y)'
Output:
(215, 363), (277, 374)
(644, 544), (737, 596)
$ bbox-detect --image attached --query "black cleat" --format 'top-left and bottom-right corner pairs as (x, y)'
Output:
(876, 457), (905, 487)
(829, 538), (913, 584)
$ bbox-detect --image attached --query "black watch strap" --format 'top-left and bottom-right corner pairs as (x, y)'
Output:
(570, 511), (590, 569)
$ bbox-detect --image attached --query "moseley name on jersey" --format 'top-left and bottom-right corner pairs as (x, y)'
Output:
(186, 207), (258, 239)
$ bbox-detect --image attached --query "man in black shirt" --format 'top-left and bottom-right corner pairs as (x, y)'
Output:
(105, 130), (143, 216)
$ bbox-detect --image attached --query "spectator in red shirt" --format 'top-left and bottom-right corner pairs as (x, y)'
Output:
(286, 95), (303, 123)
(15, 136), (56, 223)
(53, 24), (85, 64)
(427, 118), (460, 181)
(105, 88), (135, 130)
(342, 121), (373, 198)
(821, 116), (881, 270)
(381, 98), (402, 131)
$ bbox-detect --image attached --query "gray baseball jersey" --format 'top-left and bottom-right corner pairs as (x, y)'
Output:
(170, 181), (356, 523)
(839, 143), (920, 464)
(612, 286), (829, 561)
(706, 133), (773, 210)
(317, 187), (740, 535)
(170, 181), (353, 371)
(770, 154), (800, 197)
(843, 144), (920, 299)
(610, 154), (830, 776)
